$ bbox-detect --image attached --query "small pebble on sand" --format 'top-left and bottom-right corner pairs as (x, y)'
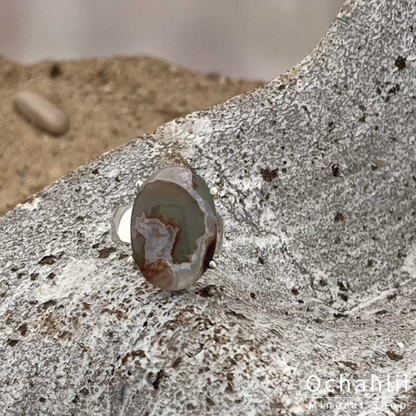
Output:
(15, 92), (70, 135)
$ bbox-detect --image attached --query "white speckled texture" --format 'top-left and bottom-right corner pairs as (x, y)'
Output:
(1, 1), (416, 415)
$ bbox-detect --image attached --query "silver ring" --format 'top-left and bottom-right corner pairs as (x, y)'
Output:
(112, 166), (223, 290)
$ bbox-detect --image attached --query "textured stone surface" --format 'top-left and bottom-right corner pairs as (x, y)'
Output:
(1, 0), (416, 415)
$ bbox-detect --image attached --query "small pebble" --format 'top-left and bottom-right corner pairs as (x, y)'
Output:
(15, 92), (70, 135)
(49, 64), (62, 79)
(210, 186), (218, 196)
(207, 72), (222, 82)
(136, 179), (143, 189)
(209, 260), (217, 269)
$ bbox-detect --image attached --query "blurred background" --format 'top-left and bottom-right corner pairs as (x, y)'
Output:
(0, 0), (345, 215)
(0, 0), (345, 80)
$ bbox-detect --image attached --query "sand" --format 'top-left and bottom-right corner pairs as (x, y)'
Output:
(0, 56), (263, 215)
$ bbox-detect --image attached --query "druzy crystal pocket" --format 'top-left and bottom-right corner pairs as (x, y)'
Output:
(113, 167), (223, 290)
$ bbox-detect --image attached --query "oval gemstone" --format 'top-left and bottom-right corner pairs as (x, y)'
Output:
(131, 166), (220, 290)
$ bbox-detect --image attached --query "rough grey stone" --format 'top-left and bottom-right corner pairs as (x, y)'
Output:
(1, 0), (416, 415)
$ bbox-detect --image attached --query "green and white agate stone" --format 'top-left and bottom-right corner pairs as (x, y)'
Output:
(129, 166), (222, 290)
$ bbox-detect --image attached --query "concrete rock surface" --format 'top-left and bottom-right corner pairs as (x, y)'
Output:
(1, 0), (416, 415)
